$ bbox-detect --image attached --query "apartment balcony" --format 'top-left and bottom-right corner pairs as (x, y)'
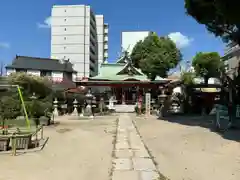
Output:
(104, 44), (108, 50)
(104, 36), (108, 42)
(104, 52), (108, 58)
(104, 28), (108, 34)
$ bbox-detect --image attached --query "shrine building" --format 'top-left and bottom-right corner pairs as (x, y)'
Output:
(77, 51), (173, 104)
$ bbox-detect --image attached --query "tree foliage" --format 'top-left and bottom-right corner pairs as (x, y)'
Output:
(0, 73), (53, 121)
(184, 0), (240, 44)
(192, 52), (223, 83)
(0, 96), (21, 120)
(8, 72), (52, 98)
(181, 71), (195, 85)
(131, 32), (182, 80)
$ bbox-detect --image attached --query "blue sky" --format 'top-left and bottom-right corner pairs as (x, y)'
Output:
(0, 0), (225, 68)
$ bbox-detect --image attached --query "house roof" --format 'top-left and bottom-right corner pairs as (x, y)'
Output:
(5, 55), (76, 73)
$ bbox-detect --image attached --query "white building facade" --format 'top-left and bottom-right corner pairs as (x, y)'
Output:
(51, 5), (108, 80)
(121, 31), (150, 54)
(95, 15), (108, 65)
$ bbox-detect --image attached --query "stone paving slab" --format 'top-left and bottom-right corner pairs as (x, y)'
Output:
(111, 114), (159, 180)
(114, 149), (133, 158)
(115, 142), (129, 150)
(140, 171), (159, 180)
(113, 158), (132, 170)
(133, 149), (150, 158)
(132, 158), (156, 171)
(112, 171), (139, 180)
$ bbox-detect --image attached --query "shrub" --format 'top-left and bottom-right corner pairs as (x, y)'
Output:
(135, 105), (145, 114)
(0, 96), (21, 120)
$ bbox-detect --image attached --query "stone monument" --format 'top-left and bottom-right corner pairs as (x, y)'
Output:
(145, 93), (151, 116)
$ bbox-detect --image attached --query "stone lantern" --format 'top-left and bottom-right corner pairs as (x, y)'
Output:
(85, 89), (94, 118)
(72, 99), (78, 116)
(53, 98), (59, 118)
(158, 90), (167, 118)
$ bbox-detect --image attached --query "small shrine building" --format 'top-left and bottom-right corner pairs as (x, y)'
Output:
(77, 52), (172, 104)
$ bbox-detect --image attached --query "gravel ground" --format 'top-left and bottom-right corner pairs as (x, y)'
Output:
(0, 115), (117, 180)
(133, 114), (240, 180)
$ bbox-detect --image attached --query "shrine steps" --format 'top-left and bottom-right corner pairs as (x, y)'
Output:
(115, 104), (135, 113)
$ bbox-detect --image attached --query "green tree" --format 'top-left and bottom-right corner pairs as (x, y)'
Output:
(192, 52), (223, 84)
(184, 0), (240, 44)
(181, 71), (195, 85)
(0, 96), (21, 128)
(131, 32), (182, 80)
(131, 40), (144, 68)
(0, 73), (53, 121)
(8, 72), (52, 98)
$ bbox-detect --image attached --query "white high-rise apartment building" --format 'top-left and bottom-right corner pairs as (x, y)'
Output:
(121, 31), (150, 54)
(51, 5), (108, 80)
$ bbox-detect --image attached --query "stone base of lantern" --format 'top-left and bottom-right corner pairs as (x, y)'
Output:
(53, 108), (59, 118)
(71, 108), (78, 117)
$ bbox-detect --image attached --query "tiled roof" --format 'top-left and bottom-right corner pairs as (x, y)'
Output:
(5, 55), (76, 73)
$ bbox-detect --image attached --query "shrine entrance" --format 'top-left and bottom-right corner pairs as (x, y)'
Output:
(113, 86), (143, 104)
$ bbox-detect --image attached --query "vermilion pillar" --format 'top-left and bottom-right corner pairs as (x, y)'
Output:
(122, 88), (125, 104)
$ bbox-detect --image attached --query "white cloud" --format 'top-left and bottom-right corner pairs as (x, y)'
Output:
(168, 32), (193, 48)
(0, 42), (10, 49)
(37, 16), (51, 28)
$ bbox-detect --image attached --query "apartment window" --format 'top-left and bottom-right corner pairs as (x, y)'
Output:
(64, 37), (66, 40)
(64, 47), (66, 49)
(64, 9), (66, 12)
(64, 28), (66, 31)
(64, 19), (66, 22)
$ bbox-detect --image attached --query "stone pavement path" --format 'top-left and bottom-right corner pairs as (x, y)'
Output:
(111, 114), (160, 180)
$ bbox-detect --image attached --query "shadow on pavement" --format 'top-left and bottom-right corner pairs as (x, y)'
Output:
(158, 115), (240, 142)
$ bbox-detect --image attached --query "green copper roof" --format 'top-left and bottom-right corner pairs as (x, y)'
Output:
(90, 62), (147, 81)
(117, 63), (143, 75)
(91, 63), (167, 82)
(90, 50), (168, 82)
(116, 51), (131, 64)
(97, 63), (125, 77)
